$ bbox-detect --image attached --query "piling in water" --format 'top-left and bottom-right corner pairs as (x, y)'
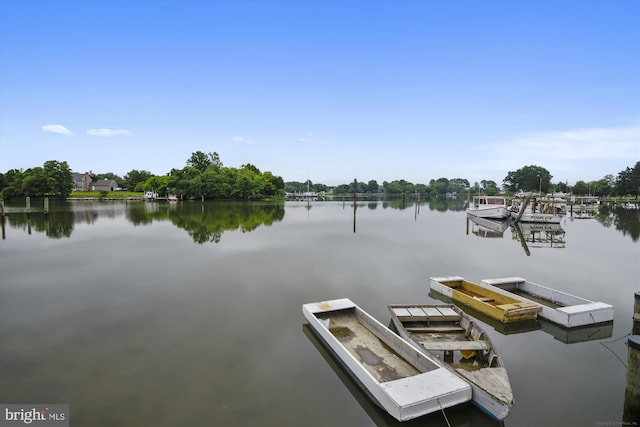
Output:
(624, 335), (640, 424)
(634, 292), (640, 335)
(26, 196), (31, 213)
(44, 197), (49, 215)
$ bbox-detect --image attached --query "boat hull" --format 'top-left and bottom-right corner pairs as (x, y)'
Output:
(388, 304), (513, 420)
(510, 211), (563, 223)
(429, 276), (541, 323)
(467, 206), (509, 220)
(303, 298), (471, 421)
(480, 277), (614, 328)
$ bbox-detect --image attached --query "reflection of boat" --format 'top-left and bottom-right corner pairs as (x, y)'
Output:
(389, 304), (513, 420)
(429, 291), (541, 336)
(467, 214), (509, 238)
(302, 298), (472, 422)
(429, 276), (541, 323)
(467, 196), (509, 220)
(480, 277), (614, 328)
(537, 317), (613, 344)
(511, 222), (565, 249)
(510, 193), (565, 223)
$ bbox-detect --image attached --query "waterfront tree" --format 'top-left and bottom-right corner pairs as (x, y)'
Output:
(124, 169), (153, 191)
(43, 160), (74, 197)
(503, 165), (552, 193)
(615, 161), (640, 197)
(187, 151), (212, 172)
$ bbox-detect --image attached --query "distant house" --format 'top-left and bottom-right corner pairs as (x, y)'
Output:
(73, 172), (92, 191)
(91, 179), (118, 192)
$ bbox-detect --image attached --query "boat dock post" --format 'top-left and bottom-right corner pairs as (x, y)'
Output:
(25, 196), (31, 213)
(0, 199), (4, 217)
(625, 292), (640, 424)
(625, 334), (640, 424)
(634, 291), (640, 335)
(44, 197), (49, 215)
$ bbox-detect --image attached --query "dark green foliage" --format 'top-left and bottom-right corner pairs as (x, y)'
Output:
(616, 161), (640, 197)
(0, 161), (73, 198)
(503, 165), (553, 193)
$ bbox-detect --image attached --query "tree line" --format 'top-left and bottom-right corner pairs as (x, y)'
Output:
(0, 152), (285, 200)
(288, 162), (640, 198)
(1, 157), (638, 200)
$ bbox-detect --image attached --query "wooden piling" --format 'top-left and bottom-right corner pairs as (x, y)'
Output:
(625, 335), (640, 424)
(26, 196), (31, 213)
(634, 291), (640, 335)
(44, 197), (49, 215)
(0, 199), (4, 217)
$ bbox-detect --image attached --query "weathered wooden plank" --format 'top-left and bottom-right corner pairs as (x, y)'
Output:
(406, 326), (465, 333)
(419, 340), (488, 351)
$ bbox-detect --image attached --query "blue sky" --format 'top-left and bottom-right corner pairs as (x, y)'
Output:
(1, 0), (638, 186)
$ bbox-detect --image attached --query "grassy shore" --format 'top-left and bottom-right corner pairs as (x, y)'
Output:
(68, 191), (144, 199)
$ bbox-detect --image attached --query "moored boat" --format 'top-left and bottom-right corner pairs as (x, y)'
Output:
(480, 277), (614, 328)
(509, 193), (566, 223)
(429, 276), (542, 323)
(388, 304), (514, 420)
(467, 195), (509, 220)
(302, 298), (472, 422)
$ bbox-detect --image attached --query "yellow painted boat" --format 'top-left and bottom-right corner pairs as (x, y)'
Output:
(428, 276), (542, 323)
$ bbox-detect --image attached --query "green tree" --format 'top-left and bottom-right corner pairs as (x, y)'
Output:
(209, 151), (223, 171)
(187, 151), (212, 172)
(22, 167), (49, 196)
(0, 169), (25, 199)
(124, 169), (153, 191)
(615, 161), (640, 197)
(43, 160), (74, 197)
(367, 180), (379, 192)
(572, 181), (589, 195)
(430, 178), (449, 195)
(503, 165), (552, 193)
(592, 176), (614, 197)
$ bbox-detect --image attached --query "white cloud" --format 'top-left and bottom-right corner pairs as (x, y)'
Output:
(86, 128), (131, 137)
(41, 124), (74, 136)
(230, 136), (245, 142)
(463, 124), (640, 184)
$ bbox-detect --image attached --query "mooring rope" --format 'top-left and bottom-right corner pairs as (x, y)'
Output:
(437, 398), (452, 427)
(600, 332), (631, 368)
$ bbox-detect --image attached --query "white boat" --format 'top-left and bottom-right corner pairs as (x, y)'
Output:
(388, 304), (514, 420)
(302, 298), (472, 422)
(480, 277), (614, 328)
(509, 193), (565, 223)
(467, 195), (509, 220)
(143, 191), (157, 201)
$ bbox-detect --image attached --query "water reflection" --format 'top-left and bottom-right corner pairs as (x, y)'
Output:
(510, 222), (566, 254)
(127, 201), (285, 244)
(593, 205), (640, 242)
(466, 215), (509, 238)
(2, 199), (639, 244)
(465, 214), (566, 256)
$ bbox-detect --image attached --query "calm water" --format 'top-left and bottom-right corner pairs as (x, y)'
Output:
(1, 199), (638, 427)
